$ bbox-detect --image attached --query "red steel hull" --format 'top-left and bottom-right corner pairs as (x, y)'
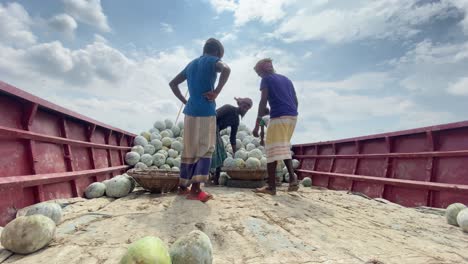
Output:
(293, 121), (468, 208)
(0, 81), (135, 226)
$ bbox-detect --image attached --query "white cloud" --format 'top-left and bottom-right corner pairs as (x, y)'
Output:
(391, 39), (468, 93)
(0, 0), (464, 144)
(27, 41), (74, 74)
(297, 72), (393, 91)
(450, 0), (468, 34)
(218, 31), (237, 42)
(94, 34), (108, 43)
(160, 23), (174, 33)
(0, 2), (36, 46)
(297, 89), (414, 122)
(209, 0), (294, 26)
(274, 0), (460, 43)
(209, 0), (467, 44)
(47, 96), (180, 133)
(291, 87), (456, 143)
(209, 0), (237, 13)
(0, 37), (196, 133)
(448, 77), (468, 95)
(64, 0), (110, 32)
(48, 14), (78, 36)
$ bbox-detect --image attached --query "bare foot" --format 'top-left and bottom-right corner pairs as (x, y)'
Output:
(287, 183), (299, 192)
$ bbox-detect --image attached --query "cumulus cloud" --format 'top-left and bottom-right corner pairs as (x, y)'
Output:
(450, 0), (468, 34)
(390, 39), (468, 94)
(64, 0), (110, 32)
(297, 72), (394, 91)
(27, 41), (74, 74)
(0, 0), (465, 143)
(0, 37), (196, 133)
(209, 0), (294, 26)
(93, 34), (108, 43)
(448, 77), (468, 95)
(0, 2), (36, 46)
(274, 0), (461, 43)
(48, 14), (78, 36)
(160, 23), (174, 33)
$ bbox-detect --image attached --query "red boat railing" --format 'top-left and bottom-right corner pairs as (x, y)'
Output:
(0, 81), (136, 225)
(293, 121), (468, 208)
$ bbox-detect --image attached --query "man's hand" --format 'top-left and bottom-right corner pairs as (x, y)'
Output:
(204, 91), (218, 101)
(252, 126), (260, 137)
(169, 71), (188, 105)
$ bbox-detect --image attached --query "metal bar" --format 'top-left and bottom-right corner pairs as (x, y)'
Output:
(35, 185), (45, 202)
(381, 136), (393, 198)
(87, 124), (96, 141)
(22, 103), (38, 129)
(87, 124), (97, 181)
(23, 102), (39, 203)
(0, 165), (129, 188)
(312, 145), (318, 171)
(105, 130), (113, 176)
(60, 118), (74, 171)
(426, 131), (436, 207)
(60, 118), (79, 196)
(0, 81), (136, 136)
(295, 150), (468, 159)
(117, 132), (124, 166)
(127, 135), (133, 147)
(350, 140), (360, 191)
(0, 125), (131, 150)
(22, 103), (38, 175)
(297, 169), (468, 193)
(326, 143), (336, 188)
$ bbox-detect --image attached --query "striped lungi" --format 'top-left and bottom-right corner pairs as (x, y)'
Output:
(211, 128), (227, 169)
(265, 116), (297, 163)
(179, 115), (216, 187)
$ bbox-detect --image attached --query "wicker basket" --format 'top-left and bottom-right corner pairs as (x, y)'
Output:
(222, 168), (267, 181)
(127, 168), (179, 193)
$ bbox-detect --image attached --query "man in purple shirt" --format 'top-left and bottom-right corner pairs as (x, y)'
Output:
(252, 58), (299, 195)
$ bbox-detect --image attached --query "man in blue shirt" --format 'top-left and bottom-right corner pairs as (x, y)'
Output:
(169, 38), (231, 202)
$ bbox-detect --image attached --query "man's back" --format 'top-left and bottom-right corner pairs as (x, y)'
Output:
(260, 73), (298, 118)
(183, 55), (219, 117)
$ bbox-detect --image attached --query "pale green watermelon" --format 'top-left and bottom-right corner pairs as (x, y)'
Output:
(120, 236), (171, 264)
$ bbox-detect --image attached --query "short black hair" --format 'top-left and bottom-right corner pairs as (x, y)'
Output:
(203, 38), (223, 57)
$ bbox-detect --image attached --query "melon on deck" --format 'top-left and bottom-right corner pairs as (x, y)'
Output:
(17, 202), (62, 225)
(445, 203), (466, 226)
(170, 230), (213, 264)
(0, 215), (56, 254)
(120, 236), (171, 264)
(105, 177), (132, 198)
(457, 208), (468, 232)
(85, 182), (106, 199)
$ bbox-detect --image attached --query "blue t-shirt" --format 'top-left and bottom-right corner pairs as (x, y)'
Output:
(260, 73), (298, 118)
(183, 55), (219, 117)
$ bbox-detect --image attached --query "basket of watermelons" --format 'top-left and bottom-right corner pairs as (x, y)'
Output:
(127, 168), (179, 193)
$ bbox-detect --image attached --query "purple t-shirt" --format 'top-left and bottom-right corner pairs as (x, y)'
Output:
(260, 73), (298, 118)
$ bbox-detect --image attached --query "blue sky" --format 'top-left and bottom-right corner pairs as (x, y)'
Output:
(1, 0), (468, 143)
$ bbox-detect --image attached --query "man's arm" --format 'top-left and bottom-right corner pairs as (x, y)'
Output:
(230, 122), (238, 153)
(294, 91), (298, 108)
(253, 88), (269, 137)
(292, 84), (298, 108)
(205, 61), (231, 101)
(169, 70), (188, 105)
